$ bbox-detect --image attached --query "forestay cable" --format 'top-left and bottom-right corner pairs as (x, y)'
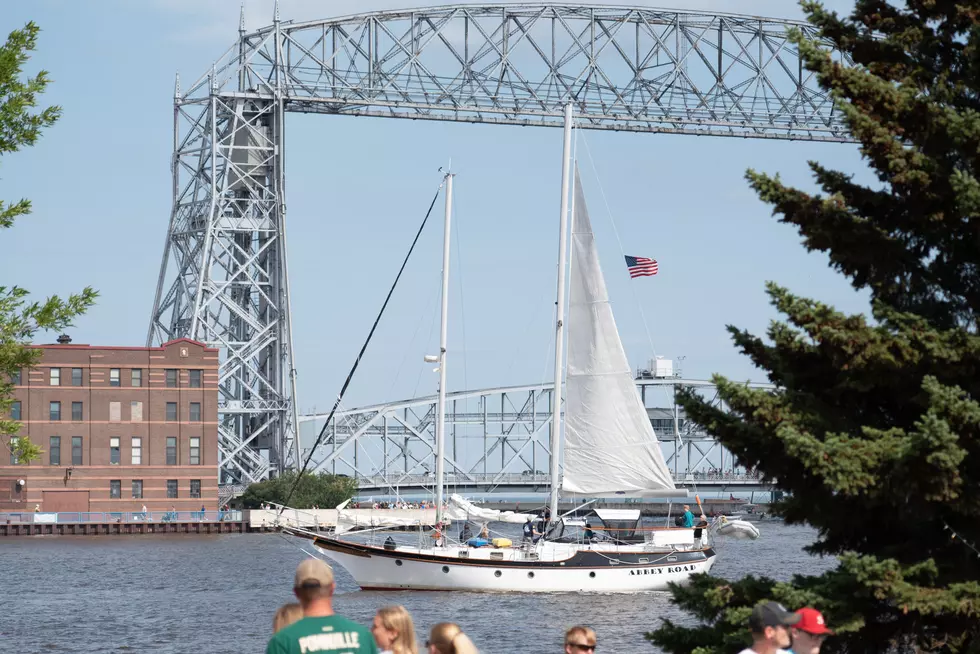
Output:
(278, 178), (447, 516)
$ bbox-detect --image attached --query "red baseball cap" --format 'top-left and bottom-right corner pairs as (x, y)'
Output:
(794, 608), (833, 635)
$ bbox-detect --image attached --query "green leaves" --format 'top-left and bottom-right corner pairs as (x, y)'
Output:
(649, 1), (980, 651)
(238, 472), (359, 510)
(1, 23), (95, 466)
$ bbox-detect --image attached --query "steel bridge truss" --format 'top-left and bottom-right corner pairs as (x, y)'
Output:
(149, 3), (852, 483)
(298, 378), (774, 492)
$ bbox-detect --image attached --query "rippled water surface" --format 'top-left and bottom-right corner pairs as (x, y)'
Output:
(2, 522), (833, 653)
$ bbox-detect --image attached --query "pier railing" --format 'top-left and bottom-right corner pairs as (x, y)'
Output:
(0, 510), (244, 525)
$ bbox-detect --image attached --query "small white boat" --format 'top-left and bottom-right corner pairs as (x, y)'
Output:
(713, 516), (761, 540)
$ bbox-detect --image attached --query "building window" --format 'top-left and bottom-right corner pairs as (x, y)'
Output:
(110, 437), (120, 465)
(190, 479), (201, 499)
(72, 401), (83, 421)
(11, 401), (20, 421)
(49, 436), (61, 466)
(71, 368), (83, 386)
(167, 479), (178, 499)
(131, 480), (143, 499)
(50, 368), (60, 386)
(131, 369), (142, 387)
(190, 437), (201, 465)
(110, 369), (120, 387)
(131, 437), (142, 465)
(130, 401), (142, 422)
(9, 437), (17, 464)
(109, 401), (121, 423)
(71, 436), (83, 465)
(50, 401), (61, 421)
(166, 437), (177, 465)
(166, 369), (178, 388)
(110, 480), (121, 499)
(189, 370), (202, 388)
(190, 402), (201, 422)
(11, 369), (21, 385)
(166, 402), (177, 422)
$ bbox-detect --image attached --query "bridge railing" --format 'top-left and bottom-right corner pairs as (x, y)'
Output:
(356, 471), (767, 488)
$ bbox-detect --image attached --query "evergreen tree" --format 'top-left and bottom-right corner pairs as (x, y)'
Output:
(649, 1), (980, 652)
(1, 23), (96, 464)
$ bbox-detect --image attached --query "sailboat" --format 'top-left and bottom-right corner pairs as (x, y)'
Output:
(284, 106), (717, 591)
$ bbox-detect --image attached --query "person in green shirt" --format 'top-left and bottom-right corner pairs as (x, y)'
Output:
(266, 558), (377, 654)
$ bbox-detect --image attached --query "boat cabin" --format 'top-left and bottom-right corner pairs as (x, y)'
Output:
(592, 508), (642, 542)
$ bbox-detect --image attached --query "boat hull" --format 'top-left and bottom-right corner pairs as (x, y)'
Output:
(311, 536), (716, 592)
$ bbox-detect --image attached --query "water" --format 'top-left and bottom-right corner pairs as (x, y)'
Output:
(2, 522), (832, 653)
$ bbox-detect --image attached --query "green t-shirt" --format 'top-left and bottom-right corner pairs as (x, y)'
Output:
(266, 615), (377, 654)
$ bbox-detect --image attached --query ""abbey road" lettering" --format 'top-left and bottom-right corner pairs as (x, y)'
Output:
(628, 564), (698, 576)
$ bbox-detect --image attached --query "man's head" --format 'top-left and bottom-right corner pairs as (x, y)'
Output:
(292, 558), (335, 607)
(790, 607), (833, 654)
(683, 504), (690, 511)
(564, 626), (596, 654)
(748, 601), (799, 649)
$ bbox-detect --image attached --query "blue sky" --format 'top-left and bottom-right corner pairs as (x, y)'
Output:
(1, 0), (869, 414)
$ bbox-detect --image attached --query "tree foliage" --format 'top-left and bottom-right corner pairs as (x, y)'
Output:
(1, 22), (96, 464)
(239, 472), (359, 510)
(649, 1), (980, 652)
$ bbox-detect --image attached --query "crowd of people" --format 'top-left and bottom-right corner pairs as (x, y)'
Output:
(265, 558), (598, 653)
(266, 556), (832, 654)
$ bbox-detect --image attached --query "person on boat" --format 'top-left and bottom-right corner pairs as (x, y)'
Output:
(522, 517), (535, 543)
(479, 524), (489, 540)
(370, 605), (418, 654)
(265, 558), (377, 654)
(681, 504), (695, 528)
(272, 603), (303, 633)
(425, 622), (477, 654)
(693, 515), (709, 548)
(583, 522), (595, 542)
(737, 601), (799, 654)
(459, 523), (472, 542)
(432, 525), (444, 547)
(564, 626), (596, 653)
(787, 607), (832, 654)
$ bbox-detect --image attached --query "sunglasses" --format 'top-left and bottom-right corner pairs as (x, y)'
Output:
(569, 643), (596, 652)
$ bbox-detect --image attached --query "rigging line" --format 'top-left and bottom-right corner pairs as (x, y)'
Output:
(579, 134), (658, 362)
(451, 188), (468, 394)
(279, 177), (447, 517)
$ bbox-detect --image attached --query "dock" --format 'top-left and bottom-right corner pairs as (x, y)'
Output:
(0, 509), (246, 537)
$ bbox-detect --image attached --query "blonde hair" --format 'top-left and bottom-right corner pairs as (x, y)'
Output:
(273, 603), (303, 633)
(428, 622), (478, 654)
(565, 626), (596, 646)
(376, 605), (419, 654)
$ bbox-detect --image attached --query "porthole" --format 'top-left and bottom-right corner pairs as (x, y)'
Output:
(527, 571), (535, 579)
(395, 560), (403, 566)
(442, 566), (450, 573)
(494, 570), (502, 578)
(589, 571), (596, 578)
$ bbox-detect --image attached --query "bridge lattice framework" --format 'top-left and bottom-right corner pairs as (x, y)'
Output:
(147, 2), (853, 483)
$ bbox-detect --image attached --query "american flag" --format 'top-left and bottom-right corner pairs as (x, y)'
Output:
(624, 255), (659, 278)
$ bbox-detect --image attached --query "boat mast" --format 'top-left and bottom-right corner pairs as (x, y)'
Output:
(434, 170), (454, 528)
(548, 103), (574, 523)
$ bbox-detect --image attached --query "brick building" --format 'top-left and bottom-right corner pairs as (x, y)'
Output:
(0, 337), (218, 513)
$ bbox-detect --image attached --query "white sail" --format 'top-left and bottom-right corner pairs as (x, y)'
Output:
(445, 494), (537, 524)
(560, 168), (678, 497)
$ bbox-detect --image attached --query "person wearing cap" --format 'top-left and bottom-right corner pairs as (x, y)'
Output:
(738, 601), (800, 654)
(787, 607), (833, 654)
(266, 558), (377, 654)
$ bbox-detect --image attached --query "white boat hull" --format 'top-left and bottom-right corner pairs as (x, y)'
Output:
(310, 537), (716, 593)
